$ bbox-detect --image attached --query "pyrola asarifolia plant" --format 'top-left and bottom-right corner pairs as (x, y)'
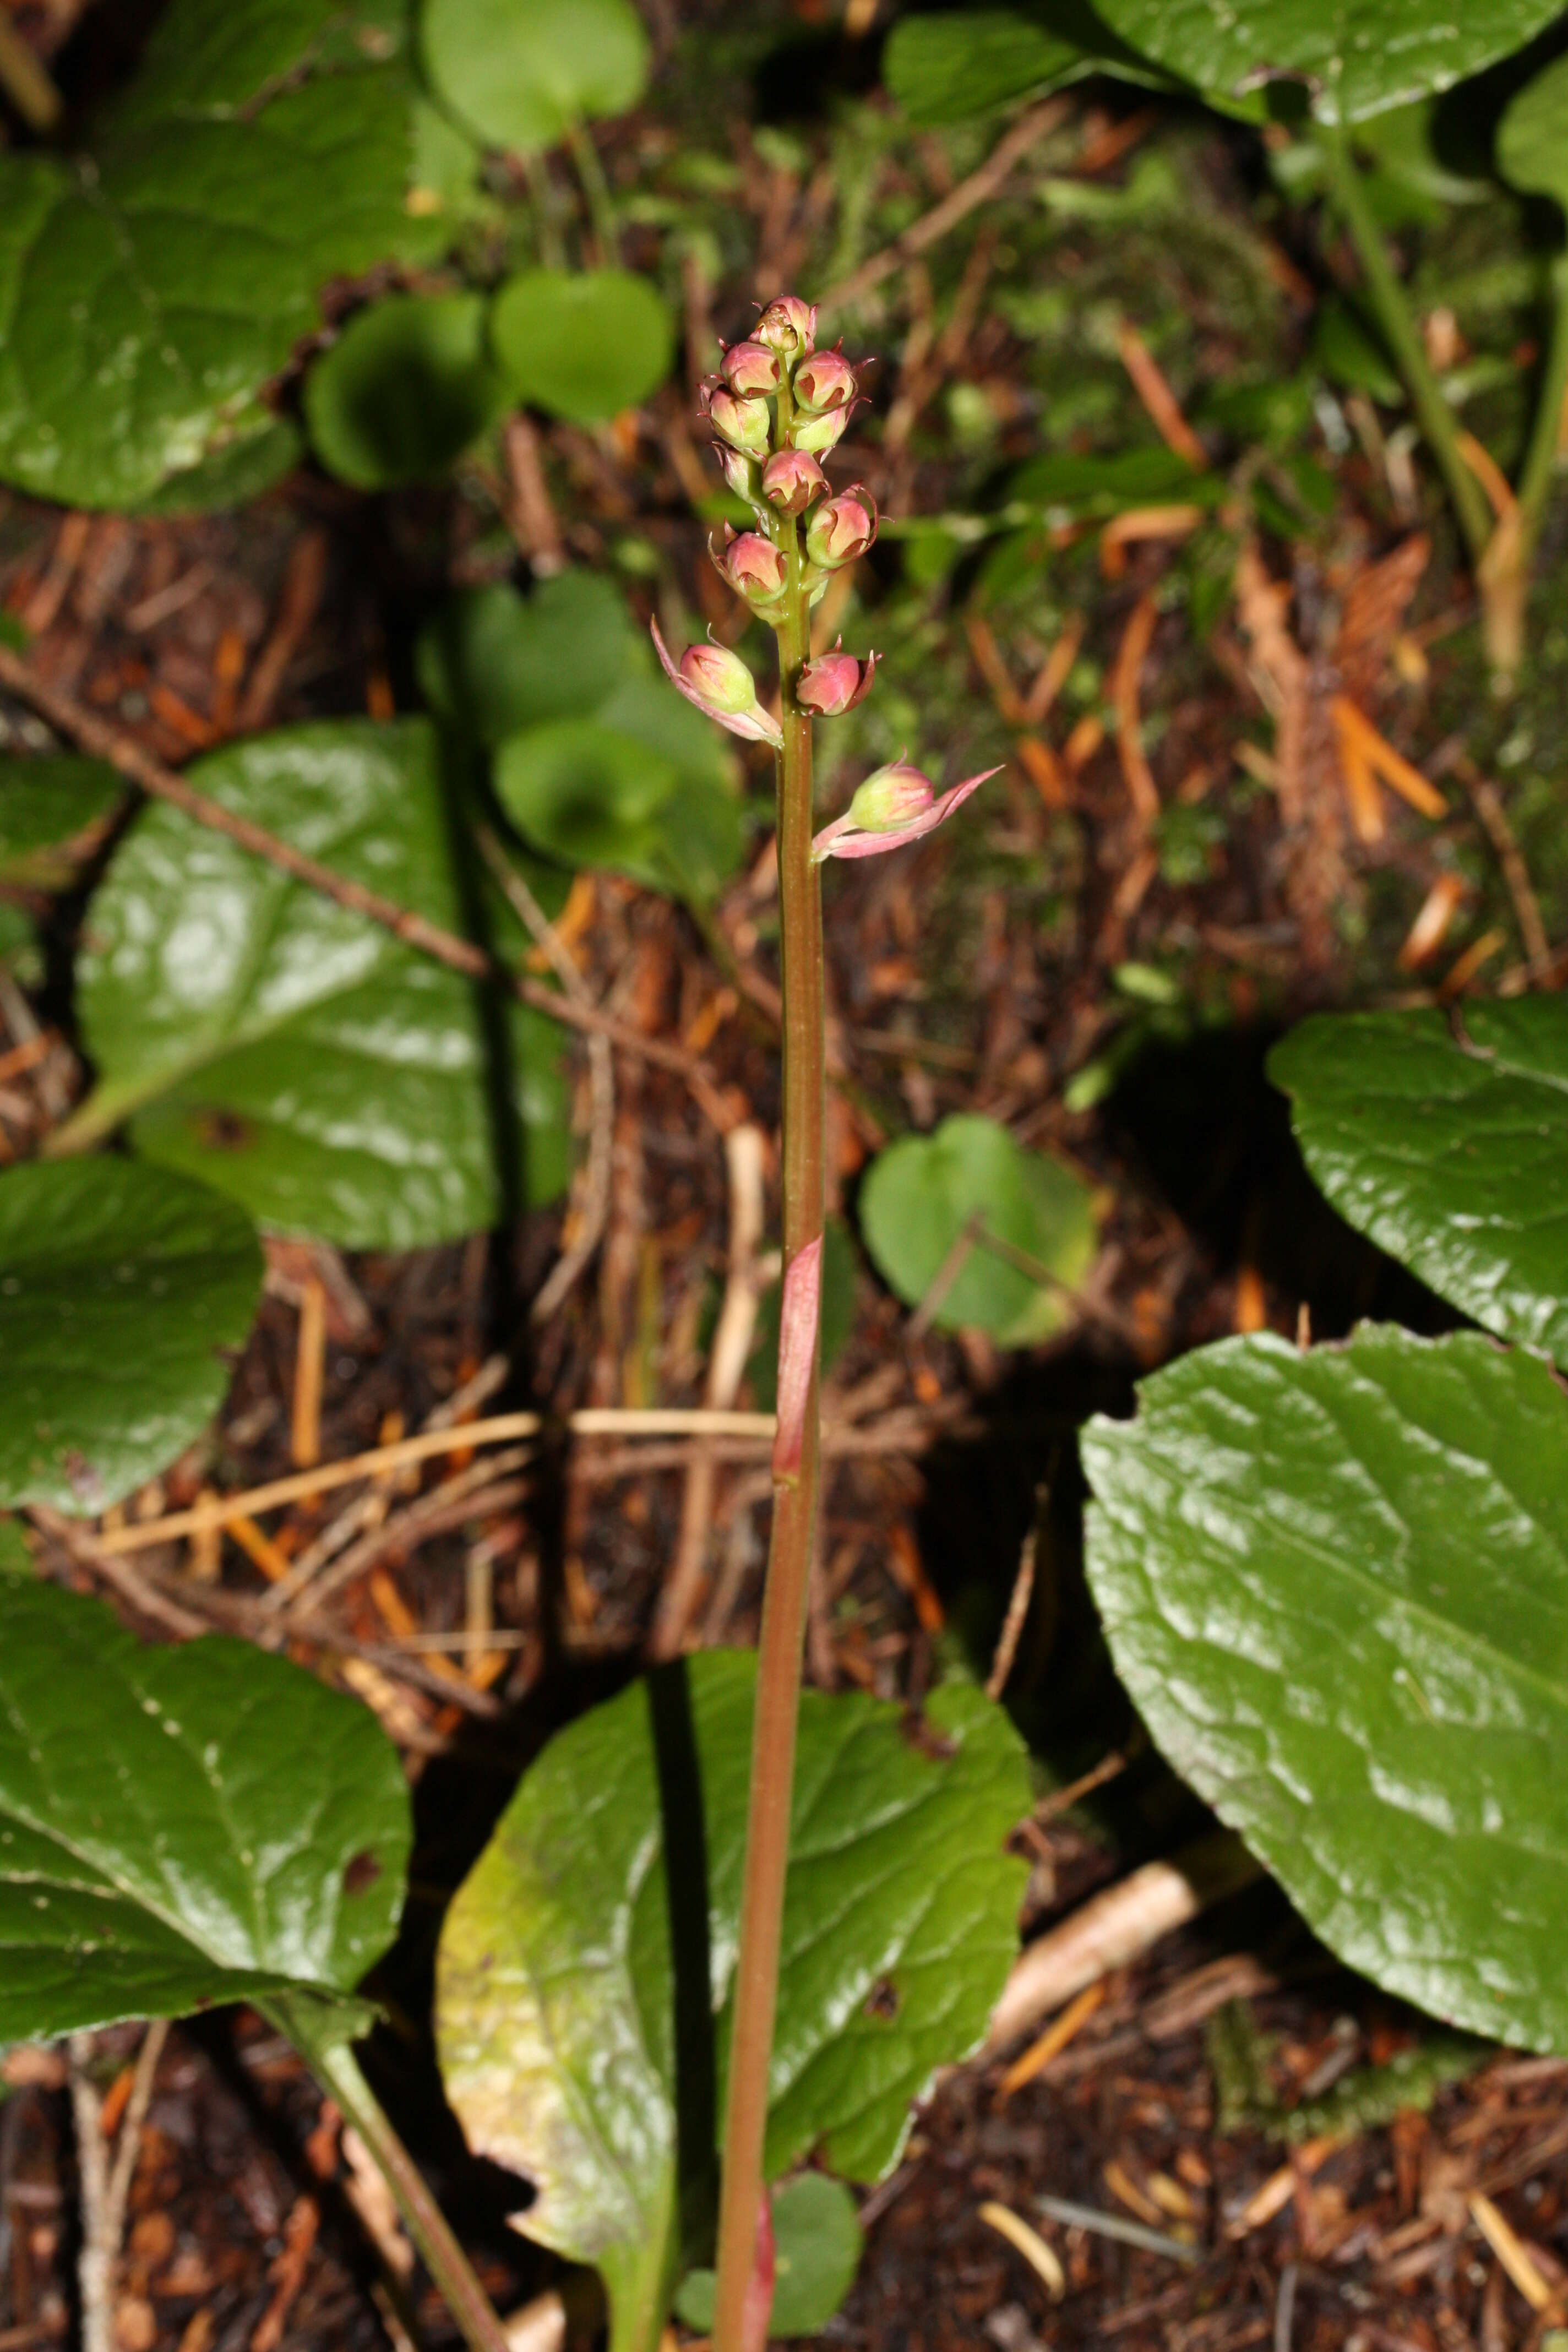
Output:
(655, 296), (996, 2350)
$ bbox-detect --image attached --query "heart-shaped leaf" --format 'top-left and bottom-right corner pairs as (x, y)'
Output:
(435, 1653), (1028, 2352)
(1498, 51), (1568, 211)
(1083, 1326), (1568, 2052)
(1086, 0), (1565, 121)
(0, 1159), (262, 1515)
(306, 293), (508, 488)
(417, 574), (639, 745)
(496, 704), (744, 903)
(859, 1113), (1097, 1343)
(0, 756), (123, 888)
(883, 11), (1088, 123)
(491, 269), (676, 424)
(421, 0), (649, 153)
(0, 1574), (409, 2043)
(1270, 999), (1568, 1362)
(63, 718), (569, 1249)
(674, 2171), (862, 2338)
(0, 0), (435, 510)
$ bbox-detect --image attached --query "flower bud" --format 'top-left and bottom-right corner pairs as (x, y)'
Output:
(805, 486), (878, 569)
(756, 296), (817, 357)
(788, 404), (851, 459)
(721, 339), (781, 397)
(761, 447), (826, 515)
(812, 763), (999, 863)
(848, 762), (932, 831)
(713, 527), (788, 610)
(714, 439), (764, 508)
(797, 644), (877, 715)
(792, 349), (856, 414)
(704, 384), (772, 460)
(652, 618), (783, 747)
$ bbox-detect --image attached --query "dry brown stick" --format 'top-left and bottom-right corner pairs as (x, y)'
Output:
(819, 96), (1071, 314)
(0, 644), (729, 1118)
(29, 1505), (210, 1637)
(986, 1523), (1037, 1701)
(0, 14), (61, 130)
(1458, 760), (1551, 979)
(236, 531), (328, 731)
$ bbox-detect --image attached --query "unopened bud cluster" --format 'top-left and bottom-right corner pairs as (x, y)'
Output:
(653, 293), (990, 861)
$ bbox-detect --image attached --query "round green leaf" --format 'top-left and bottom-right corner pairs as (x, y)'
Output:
(306, 293), (507, 488)
(1270, 1000), (1568, 1363)
(435, 1653), (1028, 2352)
(0, 755), (123, 889)
(421, 0), (649, 152)
(0, 1574), (409, 2042)
(859, 1113), (1097, 1344)
(0, 1159), (261, 1514)
(70, 718), (569, 1250)
(674, 2171), (863, 2337)
(491, 269), (674, 424)
(884, 11), (1087, 124)
(1084, 1326), (1568, 2054)
(0, 0), (432, 509)
(1088, 0), (1567, 123)
(1498, 51), (1568, 211)
(496, 715), (742, 902)
(417, 574), (637, 744)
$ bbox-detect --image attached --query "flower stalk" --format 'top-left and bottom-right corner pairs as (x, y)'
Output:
(657, 295), (988, 2351)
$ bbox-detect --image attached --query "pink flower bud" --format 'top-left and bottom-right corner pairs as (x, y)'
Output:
(805, 486), (878, 569)
(721, 339), (781, 397)
(792, 349), (856, 414)
(789, 404), (851, 459)
(796, 643), (878, 715)
(713, 526), (788, 610)
(704, 384), (771, 460)
(761, 447), (825, 514)
(812, 763), (999, 863)
(652, 618), (782, 747)
(756, 296), (817, 357)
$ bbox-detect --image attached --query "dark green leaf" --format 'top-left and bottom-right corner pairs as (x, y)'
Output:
(491, 269), (676, 424)
(1497, 51), (1568, 210)
(1083, 1326), (1568, 2052)
(0, 1574), (408, 2041)
(496, 714), (743, 902)
(0, 756), (123, 888)
(417, 574), (638, 745)
(131, 416), (303, 518)
(859, 1113), (1097, 1344)
(421, 0), (649, 151)
(0, 0), (434, 509)
(1311, 292), (1406, 401)
(674, 2171), (863, 2337)
(883, 12), (1085, 124)
(1270, 1000), (1568, 1360)
(1088, 0), (1566, 122)
(436, 1653), (1028, 2352)
(306, 293), (507, 488)
(1008, 444), (1216, 516)
(0, 1160), (261, 1515)
(69, 719), (568, 1249)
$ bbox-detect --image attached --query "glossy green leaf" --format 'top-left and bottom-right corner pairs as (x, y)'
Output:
(306, 293), (507, 488)
(417, 573), (638, 745)
(1498, 51), (1568, 210)
(132, 416), (303, 518)
(435, 1653), (1028, 2352)
(883, 11), (1085, 123)
(859, 1113), (1097, 1344)
(0, 1160), (261, 1515)
(0, 756), (123, 888)
(674, 2171), (862, 2337)
(421, 0), (649, 152)
(0, 1574), (408, 2042)
(0, 0), (434, 509)
(496, 711), (743, 902)
(491, 269), (676, 424)
(68, 720), (568, 1249)
(1083, 1326), (1568, 2052)
(1087, 0), (1566, 122)
(1270, 1000), (1568, 1361)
